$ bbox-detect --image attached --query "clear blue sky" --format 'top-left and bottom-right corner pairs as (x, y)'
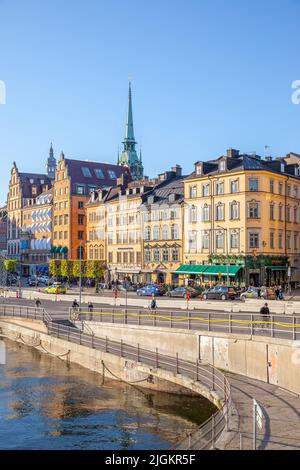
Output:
(1, 0), (300, 204)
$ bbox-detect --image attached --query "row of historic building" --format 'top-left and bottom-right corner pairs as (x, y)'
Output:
(3, 84), (300, 287)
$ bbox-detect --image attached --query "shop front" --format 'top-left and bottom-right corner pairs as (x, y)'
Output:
(176, 264), (242, 287)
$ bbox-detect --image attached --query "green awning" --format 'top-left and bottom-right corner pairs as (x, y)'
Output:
(204, 265), (242, 277)
(176, 264), (242, 277)
(267, 266), (288, 271)
(176, 265), (209, 275)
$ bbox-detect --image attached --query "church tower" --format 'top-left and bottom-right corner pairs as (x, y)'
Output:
(118, 82), (144, 180)
(46, 143), (57, 179)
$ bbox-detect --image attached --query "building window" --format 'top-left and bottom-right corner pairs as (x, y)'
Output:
(64, 231), (68, 239)
(89, 247), (94, 259)
(248, 202), (259, 219)
(231, 180), (239, 193)
(64, 215), (69, 225)
(294, 233), (298, 251)
(190, 205), (197, 223)
(162, 248), (169, 262)
(270, 204), (275, 220)
(294, 186), (298, 198)
(95, 168), (104, 179)
(249, 178), (259, 192)
(286, 233), (291, 250)
(287, 185), (291, 197)
(153, 248), (160, 262)
(162, 225), (169, 240)
(78, 231), (84, 240)
(144, 226), (151, 241)
(202, 232), (210, 249)
(171, 224), (179, 240)
(219, 160), (226, 171)
(136, 252), (141, 265)
(216, 182), (224, 195)
(278, 232), (283, 249)
(279, 205), (283, 221)
(286, 206), (291, 223)
(295, 207), (299, 224)
(129, 252), (135, 264)
(76, 185), (85, 196)
(216, 232), (224, 249)
(230, 231), (239, 249)
(230, 202), (239, 220)
(78, 201), (84, 209)
(203, 204), (210, 222)
(108, 170), (117, 179)
(188, 231), (197, 251)
(108, 252), (113, 263)
(189, 186), (197, 199)
(59, 231), (63, 240)
(270, 180), (274, 193)
(215, 203), (225, 221)
(144, 249), (151, 263)
(270, 232), (275, 249)
(202, 184), (209, 197)
(249, 232), (259, 249)
(78, 214), (84, 225)
(172, 247), (179, 262)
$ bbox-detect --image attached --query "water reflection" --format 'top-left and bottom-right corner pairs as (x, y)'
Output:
(0, 339), (216, 450)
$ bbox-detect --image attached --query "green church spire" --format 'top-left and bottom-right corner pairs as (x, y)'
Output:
(124, 81), (136, 144)
(118, 82), (144, 181)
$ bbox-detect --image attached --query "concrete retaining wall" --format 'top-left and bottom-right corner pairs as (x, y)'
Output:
(83, 321), (300, 396)
(0, 318), (221, 406)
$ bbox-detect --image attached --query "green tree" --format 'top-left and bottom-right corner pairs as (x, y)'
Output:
(72, 259), (81, 278)
(49, 260), (61, 278)
(4, 260), (17, 273)
(60, 259), (73, 281)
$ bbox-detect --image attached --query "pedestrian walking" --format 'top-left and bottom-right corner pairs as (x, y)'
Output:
(260, 303), (270, 328)
(35, 298), (41, 309)
(275, 285), (280, 300)
(149, 295), (157, 313)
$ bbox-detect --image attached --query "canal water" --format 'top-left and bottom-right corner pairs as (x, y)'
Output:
(0, 339), (216, 450)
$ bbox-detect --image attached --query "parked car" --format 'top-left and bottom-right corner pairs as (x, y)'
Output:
(28, 277), (40, 287)
(202, 286), (238, 301)
(45, 282), (67, 294)
(136, 285), (165, 296)
(166, 287), (198, 299)
(240, 286), (275, 301)
(38, 276), (51, 285)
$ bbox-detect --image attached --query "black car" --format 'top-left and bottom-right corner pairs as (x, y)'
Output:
(202, 286), (238, 301)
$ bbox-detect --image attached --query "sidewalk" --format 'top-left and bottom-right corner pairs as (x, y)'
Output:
(223, 373), (300, 450)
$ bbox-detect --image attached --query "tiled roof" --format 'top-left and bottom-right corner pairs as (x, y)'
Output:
(18, 173), (52, 198)
(143, 176), (185, 205)
(185, 152), (300, 180)
(64, 159), (131, 195)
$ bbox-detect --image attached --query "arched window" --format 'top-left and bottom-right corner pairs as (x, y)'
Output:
(89, 246), (94, 259)
(77, 246), (84, 259)
(94, 246), (99, 260)
(99, 246), (104, 260)
(162, 225), (169, 241)
(171, 224), (179, 240)
(144, 226), (151, 241)
(153, 248), (160, 262)
(172, 247), (179, 262)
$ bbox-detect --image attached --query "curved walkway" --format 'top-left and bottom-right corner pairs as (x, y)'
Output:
(222, 373), (300, 450)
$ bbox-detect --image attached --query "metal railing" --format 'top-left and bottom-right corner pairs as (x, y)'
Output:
(48, 320), (231, 450)
(0, 304), (232, 450)
(0, 304), (49, 323)
(73, 306), (300, 341)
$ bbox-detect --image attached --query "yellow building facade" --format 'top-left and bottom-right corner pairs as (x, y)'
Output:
(182, 149), (300, 287)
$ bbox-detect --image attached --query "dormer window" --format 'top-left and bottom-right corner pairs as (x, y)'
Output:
(219, 160), (226, 172)
(195, 162), (203, 175)
(281, 163), (285, 173)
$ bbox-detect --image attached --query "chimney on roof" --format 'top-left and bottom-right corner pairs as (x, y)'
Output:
(227, 148), (240, 158)
(171, 165), (182, 177)
(117, 171), (131, 188)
